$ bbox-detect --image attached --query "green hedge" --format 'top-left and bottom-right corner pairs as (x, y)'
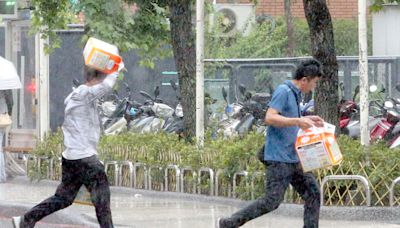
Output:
(31, 130), (400, 205)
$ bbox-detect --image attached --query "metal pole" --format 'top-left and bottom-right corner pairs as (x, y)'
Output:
(36, 32), (50, 140)
(196, 0), (205, 148)
(358, 0), (370, 153)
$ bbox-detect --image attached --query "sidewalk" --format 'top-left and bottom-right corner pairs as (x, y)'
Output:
(0, 177), (399, 228)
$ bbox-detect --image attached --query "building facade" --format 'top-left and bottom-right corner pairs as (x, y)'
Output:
(216, 0), (359, 19)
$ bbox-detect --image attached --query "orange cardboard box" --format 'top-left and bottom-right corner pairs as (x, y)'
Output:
(83, 37), (122, 74)
(295, 122), (343, 172)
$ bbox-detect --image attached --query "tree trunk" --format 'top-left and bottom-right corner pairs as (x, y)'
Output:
(284, 0), (295, 57)
(169, 0), (196, 141)
(303, 0), (339, 131)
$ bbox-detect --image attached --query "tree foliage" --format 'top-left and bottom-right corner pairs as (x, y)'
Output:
(206, 18), (372, 59)
(31, 0), (171, 67)
(370, 0), (400, 11)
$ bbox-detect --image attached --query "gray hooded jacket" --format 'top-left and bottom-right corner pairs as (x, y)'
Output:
(62, 74), (117, 160)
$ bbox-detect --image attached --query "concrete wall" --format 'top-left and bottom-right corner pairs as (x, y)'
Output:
(373, 4), (400, 56)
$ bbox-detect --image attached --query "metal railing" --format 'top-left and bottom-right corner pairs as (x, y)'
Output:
(118, 161), (134, 187)
(215, 169), (231, 197)
(37, 156), (51, 179)
(133, 162), (148, 189)
(389, 177), (400, 207)
(232, 171), (249, 198)
(198, 167), (214, 196)
(164, 165), (180, 192)
(251, 171), (264, 200)
(104, 161), (119, 186)
(180, 167), (197, 194)
(148, 166), (164, 191)
(320, 175), (371, 206)
(34, 159), (399, 207)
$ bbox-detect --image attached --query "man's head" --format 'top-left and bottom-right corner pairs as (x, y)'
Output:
(84, 66), (107, 85)
(293, 59), (322, 93)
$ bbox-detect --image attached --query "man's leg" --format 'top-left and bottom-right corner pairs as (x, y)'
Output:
(82, 156), (113, 228)
(290, 164), (320, 228)
(21, 158), (83, 228)
(219, 162), (292, 228)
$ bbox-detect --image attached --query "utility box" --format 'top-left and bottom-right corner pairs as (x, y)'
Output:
(373, 4), (400, 56)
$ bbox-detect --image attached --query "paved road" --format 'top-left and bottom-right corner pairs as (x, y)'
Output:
(1, 177), (399, 228)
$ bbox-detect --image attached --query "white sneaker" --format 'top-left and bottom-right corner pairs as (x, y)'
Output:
(12, 216), (22, 228)
(216, 217), (222, 228)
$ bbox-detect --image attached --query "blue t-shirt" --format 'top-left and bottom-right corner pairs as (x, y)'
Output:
(264, 80), (301, 163)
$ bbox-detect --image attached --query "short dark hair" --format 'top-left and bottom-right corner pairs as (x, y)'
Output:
(84, 66), (107, 82)
(294, 59), (322, 80)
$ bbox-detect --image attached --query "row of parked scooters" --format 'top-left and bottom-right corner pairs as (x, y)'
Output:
(72, 78), (400, 148)
(72, 78), (271, 138)
(303, 82), (400, 149)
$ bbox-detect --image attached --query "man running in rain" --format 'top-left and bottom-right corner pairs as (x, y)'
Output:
(218, 59), (324, 228)
(13, 65), (123, 228)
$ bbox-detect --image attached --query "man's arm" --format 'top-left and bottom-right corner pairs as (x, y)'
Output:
(264, 107), (315, 130)
(87, 72), (119, 103)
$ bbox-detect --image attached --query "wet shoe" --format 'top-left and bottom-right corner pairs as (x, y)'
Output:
(216, 217), (234, 228)
(12, 216), (22, 228)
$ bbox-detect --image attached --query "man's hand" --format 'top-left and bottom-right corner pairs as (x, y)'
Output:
(304, 115), (324, 127)
(297, 117), (315, 130)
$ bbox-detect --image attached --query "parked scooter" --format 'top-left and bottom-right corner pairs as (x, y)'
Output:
(103, 83), (135, 135)
(341, 85), (386, 138)
(129, 86), (175, 133)
(218, 84), (270, 138)
(163, 80), (184, 135)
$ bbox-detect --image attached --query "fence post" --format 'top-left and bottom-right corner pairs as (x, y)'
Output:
(164, 165), (180, 192)
(233, 171), (248, 198)
(251, 171), (265, 200)
(390, 177), (400, 207)
(320, 175), (371, 206)
(133, 162), (148, 189)
(118, 161), (134, 187)
(180, 167), (197, 193)
(104, 161), (119, 186)
(198, 167), (214, 196)
(148, 166), (164, 191)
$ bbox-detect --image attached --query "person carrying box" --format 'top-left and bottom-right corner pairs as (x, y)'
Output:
(12, 63), (124, 228)
(217, 59), (324, 228)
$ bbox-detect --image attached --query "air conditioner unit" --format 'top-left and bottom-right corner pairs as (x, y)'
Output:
(0, 0), (17, 20)
(210, 3), (255, 37)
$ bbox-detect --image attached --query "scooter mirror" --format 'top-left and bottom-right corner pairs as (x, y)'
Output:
(139, 91), (154, 101)
(170, 80), (178, 91)
(384, 100), (394, 109)
(354, 85), (360, 94)
(124, 82), (130, 93)
(154, 86), (160, 99)
(222, 87), (228, 102)
(369, 84), (377, 93)
(339, 81), (344, 90)
(239, 84), (246, 96)
(353, 85), (360, 101)
(245, 91), (252, 101)
(396, 84), (400, 92)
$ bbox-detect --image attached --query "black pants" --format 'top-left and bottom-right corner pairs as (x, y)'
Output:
(22, 155), (113, 228)
(223, 161), (320, 228)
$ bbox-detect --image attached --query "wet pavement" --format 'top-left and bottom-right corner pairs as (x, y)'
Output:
(0, 177), (399, 228)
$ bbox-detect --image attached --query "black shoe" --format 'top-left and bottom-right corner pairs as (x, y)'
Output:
(216, 217), (236, 228)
